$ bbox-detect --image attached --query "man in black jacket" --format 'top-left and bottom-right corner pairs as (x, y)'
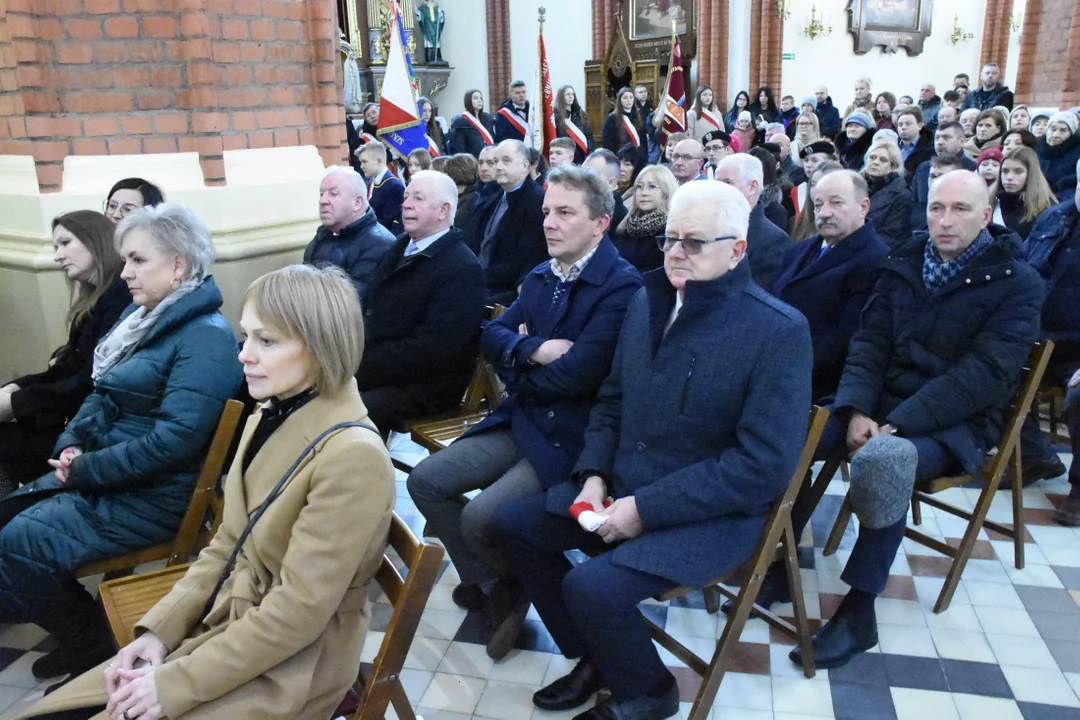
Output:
(910, 122), (977, 231)
(476, 140), (548, 305)
(962, 62), (1015, 111)
(303, 166), (395, 305)
(715, 153), (790, 289)
(356, 171), (486, 432)
(494, 80), (530, 144)
(744, 171), (1043, 672)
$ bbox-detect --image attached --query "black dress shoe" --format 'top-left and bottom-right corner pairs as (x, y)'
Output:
(534, 658), (604, 711)
(1000, 456), (1068, 490)
(451, 582), (485, 611)
(721, 562), (791, 615)
(790, 607), (878, 669)
(32, 646), (72, 680)
(572, 683), (679, 720)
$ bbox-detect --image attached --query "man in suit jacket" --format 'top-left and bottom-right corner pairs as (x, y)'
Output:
(772, 170), (890, 400)
(494, 79), (531, 143)
(408, 166), (642, 662)
(476, 140), (548, 305)
(716, 153), (791, 289)
(358, 142), (406, 234)
(490, 181), (812, 719)
(356, 171), (486, 432)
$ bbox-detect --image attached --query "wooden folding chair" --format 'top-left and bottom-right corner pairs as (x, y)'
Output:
(1033, 384), (1069, 444)
(642, 406), (829, 719)
(98, 513), (444, 720)
(77, 399), (246, 578)
(820, 341), (1055, 614)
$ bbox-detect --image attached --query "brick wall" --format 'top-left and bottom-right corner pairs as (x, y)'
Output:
(980, 0), (1015, 75)
(749, 0), (783, 97)
(696, 0), (729, 106)
(1016, 0), (1080, 107)
(0, 0), (346, 192)
(486, 0), (510, 110)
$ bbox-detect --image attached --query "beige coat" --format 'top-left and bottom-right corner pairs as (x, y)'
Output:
(19, 380), (395, 720)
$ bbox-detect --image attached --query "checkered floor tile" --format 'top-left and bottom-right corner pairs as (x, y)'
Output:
(1, 434), (1077, 720)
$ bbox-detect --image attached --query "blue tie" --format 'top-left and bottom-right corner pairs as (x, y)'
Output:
(404, 242), (421, 257)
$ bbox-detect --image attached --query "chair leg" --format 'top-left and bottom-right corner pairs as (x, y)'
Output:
(823, 492), (852, 557)
(1012, 447), (1026, 570)
(839, 460), (850, 484)
(702, 585), (720, 615)
(783, 520), (815, 678)
(389, 680), (416, 720)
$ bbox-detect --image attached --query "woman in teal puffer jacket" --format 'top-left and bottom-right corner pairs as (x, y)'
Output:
(0, 203), (243, 687)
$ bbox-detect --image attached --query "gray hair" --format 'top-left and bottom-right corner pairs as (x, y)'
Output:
(668, 179), (750, 240)
(546, 165), (615, 220)
(717, 153), (763, 188)
(115, 203), (215, 281)
(960, 108), (981, 122)
(322, 165), (366, 197)
(765, 122), (785, 136)
(584, 149), (620, 180)
(408, 169), (459, 220)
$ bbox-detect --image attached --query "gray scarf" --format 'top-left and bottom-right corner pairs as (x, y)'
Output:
(92, 279), (199, 381)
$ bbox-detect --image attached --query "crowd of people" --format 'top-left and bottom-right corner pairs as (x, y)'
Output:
(1, 60), (1079, 720)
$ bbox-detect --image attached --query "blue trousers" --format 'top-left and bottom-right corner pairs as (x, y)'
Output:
(790, 414), (958, 595)
(490, 493), (676, 701)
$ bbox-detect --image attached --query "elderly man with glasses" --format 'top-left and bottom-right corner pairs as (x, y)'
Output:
(669, 138), (706, 185)
(490, 180), (813, 720)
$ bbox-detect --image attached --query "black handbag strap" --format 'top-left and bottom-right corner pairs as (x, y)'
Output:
(200, 421), (380, 622)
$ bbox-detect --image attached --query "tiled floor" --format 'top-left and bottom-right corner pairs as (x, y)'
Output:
(1, 435), (1078, 720)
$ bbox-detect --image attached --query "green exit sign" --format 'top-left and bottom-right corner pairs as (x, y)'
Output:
(782, 53), (795, 60)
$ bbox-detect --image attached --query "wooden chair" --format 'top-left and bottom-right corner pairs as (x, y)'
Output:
(1033, 384), (1069, 444)
(76, 399), (246, 578)
(819, 341), (1055, 614)
(642, 406), (829, 719)
(98, 513), (444, 720)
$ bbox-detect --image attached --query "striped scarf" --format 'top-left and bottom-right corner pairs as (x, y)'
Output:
(922, 229), (994, 295)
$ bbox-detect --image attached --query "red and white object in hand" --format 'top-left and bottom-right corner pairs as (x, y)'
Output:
(569, 499), (613, 533)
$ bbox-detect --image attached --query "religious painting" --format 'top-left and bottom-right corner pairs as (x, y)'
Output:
(848, 0), (933, 55)
(630, 0), (690, 41)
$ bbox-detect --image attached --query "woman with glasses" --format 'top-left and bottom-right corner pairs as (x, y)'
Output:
(791, 112), (822, 168)
(615, 164), (678, 273)
(0, 212), (127, 498)
(103, 178), (165, 224)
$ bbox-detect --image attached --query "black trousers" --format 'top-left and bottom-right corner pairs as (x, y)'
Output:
(0, 421), (61, 491)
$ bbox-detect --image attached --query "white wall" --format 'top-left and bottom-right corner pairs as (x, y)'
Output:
(435, 0), (488, 117)
(1003, 0), (1026, 91)
(779, 0), (987, 107)
(727, 0), (752, 108)
(510, 0), (592, 105)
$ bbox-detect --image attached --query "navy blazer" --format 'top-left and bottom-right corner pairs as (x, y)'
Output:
(548, 262), (813, 587)
(746, 200), (791, 290)
(469, 237), (643, 489)
(771, 221), (890, 400)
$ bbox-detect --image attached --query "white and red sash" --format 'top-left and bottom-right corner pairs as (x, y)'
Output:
(699, 107), (724, 132)
(563, 118), (590, 154)
(426, 135), (441, 157)
(462, 112), (494, 145)
(622, 115), (641, 147)
(498, 107), (530, 138)
(359, 132), (378, 145)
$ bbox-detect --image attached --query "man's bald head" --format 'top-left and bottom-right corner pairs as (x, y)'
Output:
(927, 170), (992, 260)
(670, 139), (705, 184)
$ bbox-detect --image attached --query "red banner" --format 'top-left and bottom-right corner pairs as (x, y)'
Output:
(659, 37), (686, 146)
(538, 31), (557, 158)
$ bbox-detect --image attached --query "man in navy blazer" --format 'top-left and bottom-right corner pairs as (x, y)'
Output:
(490, 181), (812, 719)
(407, 165), (642, 661)
(359, 142), (406, 234)
(716, 153), (792, 289)
(771, 170), (890, 400)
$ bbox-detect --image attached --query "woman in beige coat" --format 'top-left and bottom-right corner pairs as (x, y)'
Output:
(21, 264), (395, 720)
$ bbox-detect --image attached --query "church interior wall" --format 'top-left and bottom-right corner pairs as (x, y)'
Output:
(509, 0), (593, 111)
(433, 0), (489, 118)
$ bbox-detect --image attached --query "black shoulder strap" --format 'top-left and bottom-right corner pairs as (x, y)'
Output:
(200, 421), (379, 621)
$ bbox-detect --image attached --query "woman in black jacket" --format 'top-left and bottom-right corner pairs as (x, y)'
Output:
(602, 87), (648, 166)
(725, 90), (751, 132)
(861, 139), (913, 250)
(448, 88), (495, 158)
(990, 146), (1058, 239)
(555, 85), (594, 165)
(836, 112), (875, 171)
(0, 211), (127, 495)
(748, 86), (779, 140)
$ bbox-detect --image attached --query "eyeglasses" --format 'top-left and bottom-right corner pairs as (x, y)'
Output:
(656, 235), (737, 254)
(633, 182), (661, 193)
(103, 199), (140, 218)
(670, 153), (702, 163)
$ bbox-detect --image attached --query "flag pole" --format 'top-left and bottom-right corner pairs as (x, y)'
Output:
(654, 14), (678, 129)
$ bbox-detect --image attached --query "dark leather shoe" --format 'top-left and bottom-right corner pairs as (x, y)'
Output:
(721, 562), (791, 615)
(533, 658), (604, 711)
(1054, 495), (1080, 527)
(32, 646), (72, 680)
(790, 608), (878, 669)
(1000, 456), (1067, 490)
(486, 596), (529, 660)
(451, 582), (485, 611)
(572, 683), (679, 720)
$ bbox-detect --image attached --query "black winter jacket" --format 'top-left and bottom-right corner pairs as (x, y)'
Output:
(303, 209), (395, 305)
(866, 172), (914, 250)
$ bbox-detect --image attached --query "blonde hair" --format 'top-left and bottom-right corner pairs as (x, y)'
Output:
(861, 139), (903, 176)
(242, 264), (364, 396)
(618, 164), (678, 234)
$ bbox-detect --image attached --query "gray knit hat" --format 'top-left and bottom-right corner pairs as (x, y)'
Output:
(845, 111), (874, 131)
(848, 435), (919, 529)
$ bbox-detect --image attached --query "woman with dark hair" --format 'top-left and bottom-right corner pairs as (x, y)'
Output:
(686, 85), (723, 143)
(418, 96), (445, 154)
(990, 146), (1058, 239)
(725, 90), (751, 132)
(748, 86), (779, 138)
(0, 212), (128, 497)
(406, 148), (433, 182)
(963, 109), (1007, 162)
(554, 85), (593, 164)
(616, 143), (645, 193)
(104, 178), (165, 224)
(602, 87), (648, 166)
(438, 153), (481, 230)
(873, 92), (897, 131)
(1002, 128), (1038, 152)
(447, 88), (495, 158)
(528, 147), (550, 184)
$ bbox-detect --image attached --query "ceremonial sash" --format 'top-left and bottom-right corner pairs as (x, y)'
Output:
(426, 134), (441, 157)
(705, 164), (716, 181)
(359, 132), (378, 145)
(622, 115), (641, 147)
(462, 112), (494, 145)
(498, 107), (529, 138)
(563, 118), (590, 154)
(700, 108), (724, 132)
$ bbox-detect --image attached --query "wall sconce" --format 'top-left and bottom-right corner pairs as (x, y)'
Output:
(951, 15), (975, 44)
(1009, 12), (1023, 33)
(778, 0), (793, 21)
(804, 4), (832, 40)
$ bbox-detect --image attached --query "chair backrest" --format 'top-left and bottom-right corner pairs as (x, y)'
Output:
(461, 304), (508, 414)
(166, 399), (246, 565)
(984, 340), (1054, 480)
(773, 406), (830, 521)
(353, 513), (445, 719)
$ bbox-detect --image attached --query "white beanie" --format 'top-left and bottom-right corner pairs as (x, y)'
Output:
(1049, 111), (1078, 135)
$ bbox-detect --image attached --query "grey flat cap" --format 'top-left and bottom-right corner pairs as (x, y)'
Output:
(849, 434), (919, 530)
